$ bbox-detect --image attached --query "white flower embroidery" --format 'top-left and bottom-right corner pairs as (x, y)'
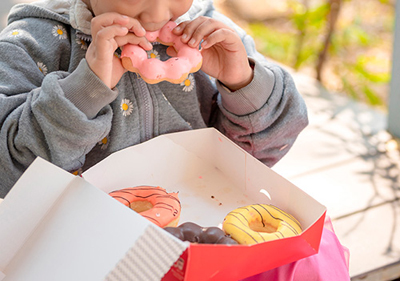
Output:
(98, 136), (109, 150)
(52, 25), (67, 39)
(75, 37), (87, 50)
(147, 49), (160, 60)
(181, 74), (195, 92)
(71, 168), (82, 176)
(37, 62), (48, 75)
(10, 30), (21, 37)
(121, 99), (133, 116)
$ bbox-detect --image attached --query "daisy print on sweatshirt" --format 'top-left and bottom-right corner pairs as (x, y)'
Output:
(147, 49), (160, 60)
(181, 74), (195, 92)
(121, 98), (133, 116)
(98, 135), (110, 150)
(75, 37), (88, 50)
(52, 25), (67, 40)
(37, 62), (48, 75)
(10, 29), (22, 37)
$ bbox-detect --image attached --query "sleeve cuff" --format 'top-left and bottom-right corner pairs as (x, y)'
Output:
(59, 59), (118, 119)
(216, 58), (275, 116)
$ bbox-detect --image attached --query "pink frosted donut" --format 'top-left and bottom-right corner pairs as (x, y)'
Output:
(121, 21), (203, 84)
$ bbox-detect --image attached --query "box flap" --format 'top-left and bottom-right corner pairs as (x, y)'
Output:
(0, 157), (76, 271)
(105, 224), (189, 281)
(0, 158), (187, 281)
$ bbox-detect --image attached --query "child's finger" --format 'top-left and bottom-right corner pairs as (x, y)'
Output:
(178, 17), (232, 48)
(173, 21), (190, 35)
(186, 20), (218, 48)
(200, 28), (237, 50)
(91, 13), (127, 36)
(123, 17), (146, 37)
(90, 25), (128, 62)
(91, 13), (146, 38)
(176, 17), (206, 45)
(166, 46), (178, 57)
(94, 25), (128, 43)
(115, 33), (153, 50)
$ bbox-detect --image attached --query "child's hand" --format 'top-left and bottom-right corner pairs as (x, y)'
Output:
(173, 17), (253, 91)
(86, 13), (152, 89)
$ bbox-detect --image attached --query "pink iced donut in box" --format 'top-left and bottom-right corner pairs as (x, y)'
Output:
(121, 21), (203, 84)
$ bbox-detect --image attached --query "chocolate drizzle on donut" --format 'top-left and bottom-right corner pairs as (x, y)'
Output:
(109, 187), (181, 212)
(164, 222), (238, 245)
(109, 186), (181, 228)
(257, 204), (300, 235)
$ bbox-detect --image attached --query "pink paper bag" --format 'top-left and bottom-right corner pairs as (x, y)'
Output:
(243, 217), (350, 281)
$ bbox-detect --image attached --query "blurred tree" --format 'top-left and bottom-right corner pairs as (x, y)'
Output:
(293, 0), (309, 70)
(316, 0), (342, 81)
(217, 0), (393, 108)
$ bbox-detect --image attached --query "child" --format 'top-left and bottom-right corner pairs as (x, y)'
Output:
(0, 1), (352, 280)
(0, 0), (308, 198)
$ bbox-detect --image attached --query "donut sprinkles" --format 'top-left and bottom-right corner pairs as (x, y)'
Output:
(109, 186), (181, 228)
(222, 204), (302, 245)
(121, 21), (203, 84)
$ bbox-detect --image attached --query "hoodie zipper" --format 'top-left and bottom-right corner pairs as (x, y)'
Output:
(135, 76), (154, 141)
(77, 32), (154, 141)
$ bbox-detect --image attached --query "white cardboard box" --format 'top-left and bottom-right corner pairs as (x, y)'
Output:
(0, 128), (326, 281)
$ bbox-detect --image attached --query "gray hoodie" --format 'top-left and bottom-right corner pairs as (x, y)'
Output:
(0, 0), (308, 197)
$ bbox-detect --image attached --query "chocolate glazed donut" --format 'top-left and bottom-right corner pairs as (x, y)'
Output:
(164, 222), (238, 245)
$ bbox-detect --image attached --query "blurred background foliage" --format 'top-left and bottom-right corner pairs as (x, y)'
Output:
(215, 0), (395, 110)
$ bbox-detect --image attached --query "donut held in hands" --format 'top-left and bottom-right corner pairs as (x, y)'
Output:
(109, 186), (181, 228)
(121, 21), (203, 84)
(164, 222), (238, 245)
(222, 204), (302, 245)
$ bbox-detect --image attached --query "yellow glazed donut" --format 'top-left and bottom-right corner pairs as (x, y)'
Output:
(222, 204), (302, 245)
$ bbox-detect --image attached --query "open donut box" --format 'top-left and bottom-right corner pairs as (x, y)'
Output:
(0, 128), (326, 281)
